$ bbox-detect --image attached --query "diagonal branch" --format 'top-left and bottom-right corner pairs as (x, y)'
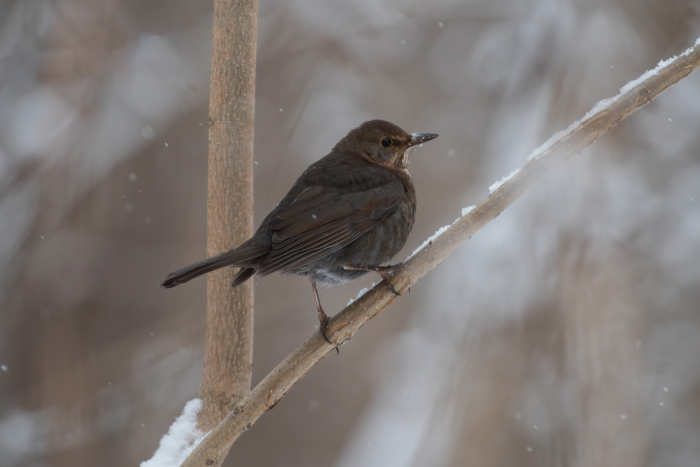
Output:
(182, 39), (700, 467)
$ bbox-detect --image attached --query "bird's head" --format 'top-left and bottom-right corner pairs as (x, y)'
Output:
(340, 120), (438, 170)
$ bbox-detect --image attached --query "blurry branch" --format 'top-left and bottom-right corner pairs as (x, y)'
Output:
(182, 41), (700, 466)
(198, 0), (258, 460)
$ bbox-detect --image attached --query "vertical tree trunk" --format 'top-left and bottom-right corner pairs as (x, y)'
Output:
(198, 0), (258, 436)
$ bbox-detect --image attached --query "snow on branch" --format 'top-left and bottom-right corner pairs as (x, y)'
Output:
(526, 39), (700, 163)
(489, 169), (521, 193)
(179, 38), (700, 467)
(141, 399), (209, 467)
(406, 205), (476, 260)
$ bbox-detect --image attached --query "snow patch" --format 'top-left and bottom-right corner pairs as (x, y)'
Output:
(405, 206), (477, 262)
(141, 399), (209, 467)
(461, 205), (476, 217)
(347, 282), (378, 306)
(489, 169), (521, 193)
(527, 39), (700, 162)
(407, 225), (450, 261)
(454, 205), (476, 224)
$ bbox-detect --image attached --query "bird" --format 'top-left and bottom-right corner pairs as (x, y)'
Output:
(161, 120), (438, 344)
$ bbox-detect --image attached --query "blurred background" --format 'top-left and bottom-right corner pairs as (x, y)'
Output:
(1, 0), (700, 465)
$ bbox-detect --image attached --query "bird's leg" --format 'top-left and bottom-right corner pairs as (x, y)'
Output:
(309, 276), (335, 350)
(344, 263), (404, 296)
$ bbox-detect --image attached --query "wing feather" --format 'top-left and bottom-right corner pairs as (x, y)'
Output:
(259, 180), (404, 275)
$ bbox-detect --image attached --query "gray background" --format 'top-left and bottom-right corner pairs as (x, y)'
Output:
(1, 0), (700, 466)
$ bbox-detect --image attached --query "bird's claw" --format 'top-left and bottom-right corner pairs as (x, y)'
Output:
(319, 315), (339, 354)
(319, 316), (332, 345)
(344, 263), (403, 297)
(386, 281), (402, 296)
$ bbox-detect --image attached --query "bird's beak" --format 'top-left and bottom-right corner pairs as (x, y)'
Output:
(407, 133), (439, 148)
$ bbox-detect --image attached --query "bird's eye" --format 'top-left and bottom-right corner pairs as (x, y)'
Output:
(381, 138), (392, 147)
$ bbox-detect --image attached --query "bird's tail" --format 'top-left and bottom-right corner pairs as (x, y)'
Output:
(161, 243), (265, 288)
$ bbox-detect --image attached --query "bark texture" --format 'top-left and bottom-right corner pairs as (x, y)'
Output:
(198, 0), (258, 438)
(181, 41), (700, 467)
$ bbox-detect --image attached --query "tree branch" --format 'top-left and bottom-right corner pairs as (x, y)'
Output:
(199, 0), (258, 444)
(182, 39), (700, 467)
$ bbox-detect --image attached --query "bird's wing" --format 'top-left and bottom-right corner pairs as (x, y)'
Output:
(257, 181), (404, 275)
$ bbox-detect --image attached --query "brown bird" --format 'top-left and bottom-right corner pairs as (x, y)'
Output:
(162, 120), (437, 343)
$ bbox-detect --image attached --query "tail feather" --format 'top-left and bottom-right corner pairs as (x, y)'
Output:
(161, 243), (266, 288)
(231, 267), (256, 288)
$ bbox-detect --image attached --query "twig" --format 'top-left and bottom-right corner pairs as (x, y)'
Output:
(182, 39), (700, 467)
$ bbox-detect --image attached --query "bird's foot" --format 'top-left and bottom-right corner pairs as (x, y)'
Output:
(318, 311), (339, 355)
(309, 276), (338, 354)
(344, 263), (404, 296)
(318, 313), (331, 345)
